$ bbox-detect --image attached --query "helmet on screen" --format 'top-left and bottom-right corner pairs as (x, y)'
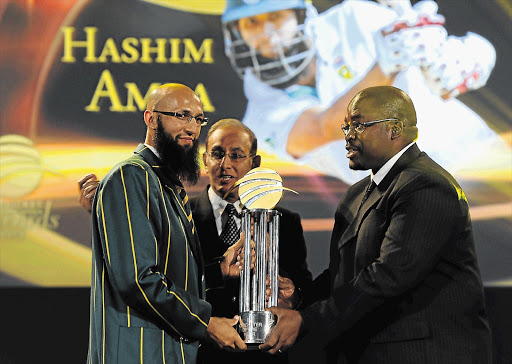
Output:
(222, 0), (316, 89)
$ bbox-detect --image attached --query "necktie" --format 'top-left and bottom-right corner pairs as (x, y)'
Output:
(177, 187), (192, 223)
(220, 204), (240, 246)
(360, 180), (376, 207)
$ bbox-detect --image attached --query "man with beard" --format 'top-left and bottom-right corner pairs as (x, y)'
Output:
(86, 83), (247, 364)
(79, 118), (314, 363)
(260, 86), (491, 363)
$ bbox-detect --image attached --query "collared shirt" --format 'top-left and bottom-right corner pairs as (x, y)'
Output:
(144, 143), (159, 158)
(208, 187), (242, 235)
(371, 142), (416, 185)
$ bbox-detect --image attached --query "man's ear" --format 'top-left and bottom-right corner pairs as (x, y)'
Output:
(144, 110), (157, 130)
(252, 155), (261, 168)
(390, 120), (403, 140)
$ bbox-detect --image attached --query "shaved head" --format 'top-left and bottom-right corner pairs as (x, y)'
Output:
(349, 86), (418, 143)
(147, 83), (201, 112)
(143, 83), (204, 184)
(345, 86), (419, 173)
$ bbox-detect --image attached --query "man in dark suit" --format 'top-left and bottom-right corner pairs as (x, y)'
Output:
(260, 86), (492, 363)
(87, 84), (247, 364)
(192, 118), (312, 364)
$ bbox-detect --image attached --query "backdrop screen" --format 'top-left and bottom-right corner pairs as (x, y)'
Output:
(1, 0), (510, 287)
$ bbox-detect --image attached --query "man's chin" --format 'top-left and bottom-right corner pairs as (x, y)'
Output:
(348, 160), (363, 171)
(219, 185), (238, 199)
(179, 142), (194, 150)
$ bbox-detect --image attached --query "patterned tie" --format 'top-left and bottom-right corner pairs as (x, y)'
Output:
(360, 180), (376, 208)
(219, 204), (240, 246)
(177, 186), (193, 223)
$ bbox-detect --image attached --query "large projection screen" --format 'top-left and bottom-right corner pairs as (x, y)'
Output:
(0, 0), (511, 288)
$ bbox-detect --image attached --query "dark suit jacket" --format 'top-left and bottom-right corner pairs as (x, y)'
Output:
(190, 186), (313, 364)
(298, 144), (491, 364)
(87, 144), (211, 364)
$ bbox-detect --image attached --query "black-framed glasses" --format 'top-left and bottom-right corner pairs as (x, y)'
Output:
(206, 150), (254, 162)
(341, 118), (399, 136)
(153, 110), (209, 126)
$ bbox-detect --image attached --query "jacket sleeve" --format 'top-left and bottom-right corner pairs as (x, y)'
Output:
(96, 163), (211, 341)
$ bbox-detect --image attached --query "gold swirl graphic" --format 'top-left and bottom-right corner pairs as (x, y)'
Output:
(229, 167), (298, 209)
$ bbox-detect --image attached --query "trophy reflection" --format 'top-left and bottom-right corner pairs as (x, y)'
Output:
(229, 167), (297, 346)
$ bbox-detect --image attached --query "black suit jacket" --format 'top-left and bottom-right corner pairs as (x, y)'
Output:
(191, 186), (312, 364)
(297, 144), (491, 364)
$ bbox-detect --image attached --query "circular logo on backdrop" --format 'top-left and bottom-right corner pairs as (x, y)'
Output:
(0, 135), (45, 199)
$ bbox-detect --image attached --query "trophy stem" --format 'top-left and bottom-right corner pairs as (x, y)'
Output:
(238, 209), (280, 344)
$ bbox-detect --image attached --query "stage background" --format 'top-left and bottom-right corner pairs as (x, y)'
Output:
(1, 0), (511, 362)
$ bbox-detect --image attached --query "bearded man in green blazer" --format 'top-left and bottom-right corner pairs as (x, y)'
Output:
(87, 83), (247, 364)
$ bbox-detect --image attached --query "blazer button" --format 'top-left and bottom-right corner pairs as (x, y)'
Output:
(232, 296), (237, 302)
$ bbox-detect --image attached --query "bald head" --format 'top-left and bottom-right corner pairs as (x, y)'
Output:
(143, 83), (204, 146)
(345, 86), (419, 173)
(146, 83), (201, 112)
(143, 83), (204, 184)
(349, 86), (418, 143)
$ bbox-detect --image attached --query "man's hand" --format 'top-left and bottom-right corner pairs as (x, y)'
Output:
(220, 232), (255, 278)
(277, 276), (299, 309)
(259, 307), (302, 355)
(78, 173), (99, 213)
(206, 316), (247, 352)
(265, 275), (298, 309)
(419, 32), (496, 99)
(374, 0), (447, 76)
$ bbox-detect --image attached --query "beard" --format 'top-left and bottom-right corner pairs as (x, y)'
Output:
(153, 118), (200, 185)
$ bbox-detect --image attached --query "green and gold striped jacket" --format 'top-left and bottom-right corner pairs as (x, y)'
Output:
(87, 144), (211, 364)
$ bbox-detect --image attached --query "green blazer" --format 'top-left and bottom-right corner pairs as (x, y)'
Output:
(87, 144), (211, 364)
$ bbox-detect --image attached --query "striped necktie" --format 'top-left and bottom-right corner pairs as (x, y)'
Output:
(220, 204), (240, 246)
(176, 186), (193, 223)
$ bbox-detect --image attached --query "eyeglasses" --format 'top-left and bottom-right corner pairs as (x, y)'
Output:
(153, 110), (209, 126)
(341, 118), (399, 136)
(206, 150), (254, 162)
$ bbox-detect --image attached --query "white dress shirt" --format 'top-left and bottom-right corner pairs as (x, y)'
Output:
(372, 142), (416, 186)
(208, 187), (242, 235)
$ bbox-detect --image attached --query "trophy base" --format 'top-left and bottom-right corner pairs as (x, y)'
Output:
(238, 311), (276, 345)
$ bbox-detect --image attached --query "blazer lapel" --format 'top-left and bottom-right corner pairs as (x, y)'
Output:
(193, 188), (220, 240)
(337, 178), (371, 249)
(134, 144), (205, 274)
(337, 144), (422, 249)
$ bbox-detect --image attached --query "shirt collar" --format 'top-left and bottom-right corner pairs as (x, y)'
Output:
(372, 142), (415, 185)
(207, 186), (242, 216)
(144, 143), (159, 158)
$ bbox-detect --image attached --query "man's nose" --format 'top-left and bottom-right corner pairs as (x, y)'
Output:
(220, 154), (232, 168)
(344, 127), (356, 141)
(184, 119), (201, 135)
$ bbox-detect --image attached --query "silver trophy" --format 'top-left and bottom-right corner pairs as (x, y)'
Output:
(230, 167), (297, 346)
(239, 208), (280, 344)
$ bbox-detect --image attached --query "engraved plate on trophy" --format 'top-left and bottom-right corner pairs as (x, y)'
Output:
(229, 167), (297, 346)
